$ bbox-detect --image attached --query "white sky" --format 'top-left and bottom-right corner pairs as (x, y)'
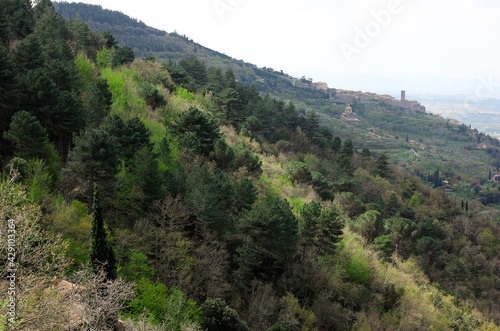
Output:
(57, 0), (500, 97)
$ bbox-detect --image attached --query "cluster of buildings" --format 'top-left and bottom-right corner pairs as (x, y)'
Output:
(253, 67), (427, 113)
(333, 89), (426, 112)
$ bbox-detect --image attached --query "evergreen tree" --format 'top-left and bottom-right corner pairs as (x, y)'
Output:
(51, 90), (84, 153)
(303, 109), (321, 139)
(213, 87), (241, 124)
(338, 138), (354, 175)
(3, 110), (47, 159)
(64, 127), (118, 192)
(89, 183), (116, 279)
(298, 201), (343, 255)
(112, 46), (135, 67)
(185, 166), (234, 234)
(233, 178), (257, 214)
(232, 197), (297, 288)
(101, 31), (117, 49)
(130, 146), (164, 205)
(170, 107), (221, 157)
(331, 136), (342, 152)
(360, 148), (372, 158)
(14, 34), (45, 74)
(0, 0), (34, 42)
(223, 68), (237, 89)
(178, 55), (208, 87)
(81, 79), (112, 127)
(0, 41), (19, 157)
(385, 193), (401, 218)
(374, 151), (392, 178)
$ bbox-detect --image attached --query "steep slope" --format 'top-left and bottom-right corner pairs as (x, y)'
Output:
(1, 1), (500, 329)
(54, 2), (500, 204)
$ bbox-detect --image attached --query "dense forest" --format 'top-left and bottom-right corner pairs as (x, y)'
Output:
(1, 0), (500, 330)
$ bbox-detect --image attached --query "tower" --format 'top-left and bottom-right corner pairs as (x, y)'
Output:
(401, 90), (406, 102)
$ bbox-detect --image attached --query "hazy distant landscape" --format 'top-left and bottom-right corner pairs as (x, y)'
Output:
(415, 94), (500, 138)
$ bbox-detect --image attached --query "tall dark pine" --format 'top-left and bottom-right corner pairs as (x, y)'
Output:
(0, 41), (19, 159)
(90, 183), (117, 279)
(374, 151), (391, 179)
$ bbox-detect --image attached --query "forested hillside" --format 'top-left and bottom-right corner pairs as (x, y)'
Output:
(54, 2), (500, 207)
(1, 0), (500, 330)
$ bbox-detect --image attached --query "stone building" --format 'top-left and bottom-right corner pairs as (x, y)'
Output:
(341, 105), (361, 125)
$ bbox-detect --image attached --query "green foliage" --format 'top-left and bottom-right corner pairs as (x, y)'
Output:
(383, 217), (416, 253)
(277, 292), (318, 331)
(41, 198), (91, 272)
(298, 201), (343, 255)
(284, 161), (312, 183)
(374, 151), (392, 178)
(130, 146), (164, 205)
(174, 87), (195, 102)
(372, 235), (395, 258)
(348, 210), (382, 243)
(178, 55), (208, 87)
(233, 178), (257, 213)
(111, 45), (135, 67)
(24, 158), (52, 203)
(64, 127), (119, 190)
(170, 107), (221, 157)
(81, 78), (112, 127)
(337, 138), (354, 176)
(89, 184), (117, 279)
(74, 52), (97, 89)
(3, 110), (47, 159)
(119, 249), (155, 281)
(210, 138), (235, 171)
(201, 298), (248, 331)
(232, 197), (297, 288)
(213, 87), (241, 124)
(185, 166), (234, 234)
(416, 236), (441, 259)
(233, 145), (262, 174)
(96, 46), (111, 68)
(139, 82), (167, 109)
(340, 242), (371, 285)
(127, 279), (202, 327)
(311, 170), (332, 200)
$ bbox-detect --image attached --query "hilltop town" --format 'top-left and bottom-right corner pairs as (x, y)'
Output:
(257, 67), (426, 112)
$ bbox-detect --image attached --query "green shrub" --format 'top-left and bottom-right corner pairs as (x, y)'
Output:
(284, 161), (312, 183)
(127, 279), (202, 327)
(201, 298), (248, 331)
(233, 145), (262, 174)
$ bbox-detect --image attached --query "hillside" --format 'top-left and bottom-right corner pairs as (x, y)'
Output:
(1, 1), (500, 330)
(54, 2), (500, 206)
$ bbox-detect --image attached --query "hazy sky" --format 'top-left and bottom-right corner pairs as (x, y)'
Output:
(58, 0), (500, 97)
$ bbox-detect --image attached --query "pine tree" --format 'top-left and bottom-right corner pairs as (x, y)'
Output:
(213, 87), (241, 124)
(170, 107), (221, 157)
(374, 151), (392, 179)
(338, 138), (354, 175)
(64, 127), (119, 192)
(331, 136), (342, 152)
(14, 34), (45, 75)
(89, 183), (116, 279)
(3, 110), (47, 159)
(0, 41), (19, 157)
(360, 148), (372, 158)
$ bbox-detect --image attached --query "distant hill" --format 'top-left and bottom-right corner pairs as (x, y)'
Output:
(54, 2), (307, 90)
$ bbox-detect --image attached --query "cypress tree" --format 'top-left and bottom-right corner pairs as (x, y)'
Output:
(374, 151), (392, 178)
(89, 183), (116, 279)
